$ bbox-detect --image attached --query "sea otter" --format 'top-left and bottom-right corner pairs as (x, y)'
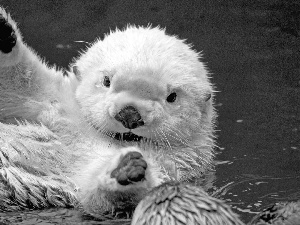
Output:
(0, 6), (216, 218)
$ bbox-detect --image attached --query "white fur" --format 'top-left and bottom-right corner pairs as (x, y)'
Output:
(0, 7), (216, 217)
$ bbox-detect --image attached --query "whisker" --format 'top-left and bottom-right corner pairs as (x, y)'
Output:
(163, 125), (190, 147)
(157, 128), (181, 181)
(151, 129), (162, 152)
(152, 129), (160, 151)
(85, 117), (112, 140)
(152, 128), (175, 179)
(157, 127), (172, 152)
(77, 117), (95, 134)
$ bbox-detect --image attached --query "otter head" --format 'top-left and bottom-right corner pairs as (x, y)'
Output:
(73, 26), (215, 155)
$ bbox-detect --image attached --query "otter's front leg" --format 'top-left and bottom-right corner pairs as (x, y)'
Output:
(0, 7), (74, 123)
(78, 147), (162, 218)
(0, 7), (39, 122)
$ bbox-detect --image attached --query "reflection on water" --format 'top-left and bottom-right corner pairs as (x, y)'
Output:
(0, 208), (81, 224)
(0, 208), (131, 225)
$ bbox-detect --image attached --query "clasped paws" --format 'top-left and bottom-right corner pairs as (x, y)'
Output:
(111, 151), (147, 185)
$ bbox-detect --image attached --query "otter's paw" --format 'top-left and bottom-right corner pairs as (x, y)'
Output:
(111, 152), (147, 185)
(0, 8), (17, 53)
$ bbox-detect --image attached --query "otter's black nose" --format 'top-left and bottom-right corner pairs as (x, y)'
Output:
(115, 106), (144, 129)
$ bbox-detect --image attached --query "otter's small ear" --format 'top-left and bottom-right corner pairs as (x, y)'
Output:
(204, 92), (212, 102)
(72, 66), (81, 81)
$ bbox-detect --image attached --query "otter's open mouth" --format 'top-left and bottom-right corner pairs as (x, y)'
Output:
(114, 132), (144, 142)
(91, 123), (145, 142)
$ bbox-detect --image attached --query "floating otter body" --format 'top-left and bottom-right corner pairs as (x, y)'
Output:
(0, 6), (216, 217)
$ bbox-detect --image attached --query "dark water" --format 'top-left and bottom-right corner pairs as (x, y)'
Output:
(0, 0), (299, 224)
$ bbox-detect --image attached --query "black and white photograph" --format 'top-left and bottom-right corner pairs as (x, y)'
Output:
(0, 0), (299, 224)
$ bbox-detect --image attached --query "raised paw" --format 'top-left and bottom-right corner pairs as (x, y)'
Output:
(0, 10), (17, 53)
(111, 151), (147, 186)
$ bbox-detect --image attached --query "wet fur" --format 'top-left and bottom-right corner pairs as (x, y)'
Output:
(0, 7), (216, 218)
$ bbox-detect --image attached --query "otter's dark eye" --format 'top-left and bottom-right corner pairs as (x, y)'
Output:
(103, 76), (110, 87)
(166, 92), (177, 103)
